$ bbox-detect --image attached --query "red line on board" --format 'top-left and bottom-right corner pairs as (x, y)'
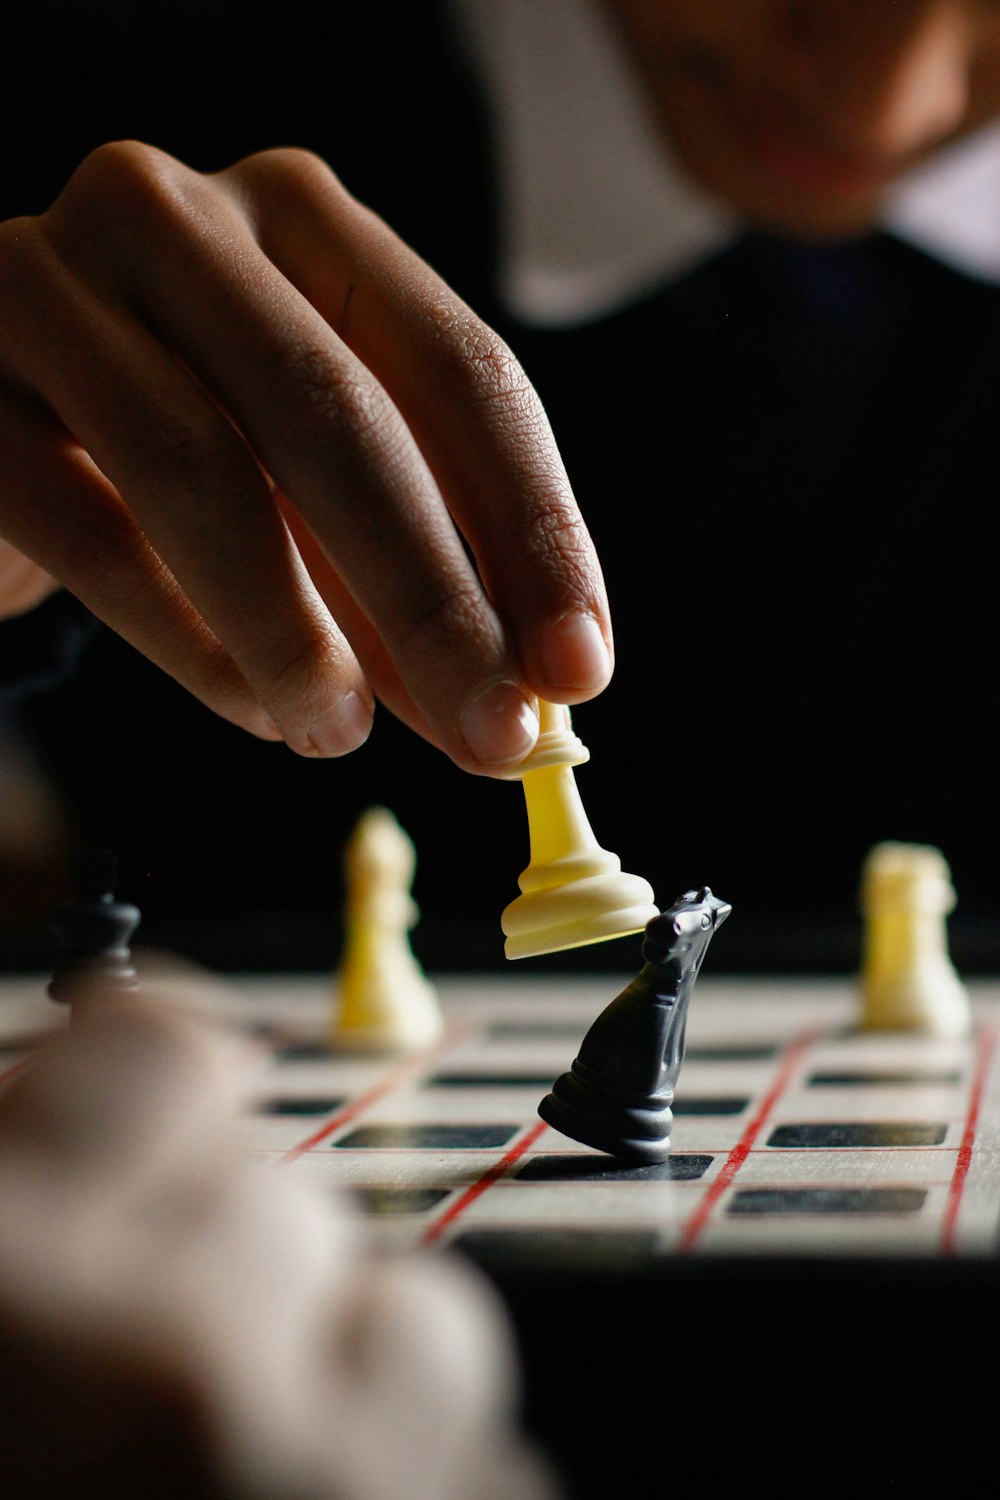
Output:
(0, 1055), (32, 1088)
(941, 1020), (998, 1255)
(276, 1020), (470, 1166)
(677, 1026), (822, 1252)
(421, 1117), (549, 1245)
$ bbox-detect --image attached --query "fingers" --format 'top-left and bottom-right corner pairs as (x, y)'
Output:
(317, 1255), (556, 1500)
(232, 148), (614, 703)
(58, 143), (546, 769)
(0, 994), (253, 1195)
(0, 226), (369, 754)
(0, 540), (59, 618)
(0, 385), (283, 742)
(1, 142), (610, 771)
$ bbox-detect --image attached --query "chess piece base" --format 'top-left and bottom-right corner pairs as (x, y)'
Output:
(539, 1062), (673, 1165)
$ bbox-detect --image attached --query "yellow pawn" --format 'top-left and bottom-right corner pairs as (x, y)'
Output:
(500, 702), (658, 960)
(331, 807), (442, 1052)
(858, 840), (971, 1036)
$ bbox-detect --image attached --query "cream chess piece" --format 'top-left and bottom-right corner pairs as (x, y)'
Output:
(858, 840), (971, 1036)
(332, 807), (442, 1052)
(500, 701), (658, 960)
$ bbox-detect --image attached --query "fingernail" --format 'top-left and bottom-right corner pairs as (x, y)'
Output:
(460, 681), (539, 766)
(306, 693), (373, 757)
(539, 612), (613, 693)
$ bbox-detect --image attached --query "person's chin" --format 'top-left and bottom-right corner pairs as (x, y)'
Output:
(669, 115), (891, 242)
(729, 178), (888, 242)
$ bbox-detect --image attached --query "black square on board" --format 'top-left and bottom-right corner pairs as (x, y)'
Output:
(728, 1186), (927, 1214)
(333, 1123), (521, 1150)
(516, 1153), (713, 1181)
(766, 1122), (947, 1148)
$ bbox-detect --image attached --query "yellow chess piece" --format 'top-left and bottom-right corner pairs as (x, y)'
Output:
(858, 840), (971, 1036)
(332, 807), (442, 1052)
(500, 702), (658, 960)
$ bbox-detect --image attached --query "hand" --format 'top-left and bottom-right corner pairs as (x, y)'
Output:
(0, 538), (57, 617)
(0, 143), (613, 772)
(0, 987), (557, 1499)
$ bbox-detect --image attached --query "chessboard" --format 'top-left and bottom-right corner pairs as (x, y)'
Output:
(2, 966), (998, 1487)
(5, 969), (998, 1264)
(258, 972), (1000, 1261)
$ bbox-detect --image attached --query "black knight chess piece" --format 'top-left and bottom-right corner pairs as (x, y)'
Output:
(539, 888), (731, 1164)
(48, 847), (141, 1007)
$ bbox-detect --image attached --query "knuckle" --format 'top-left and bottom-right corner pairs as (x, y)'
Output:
(524, 494), (593, 565)
(146, 406), (214, 469)
(397, 579), (491, 668)
(260, 619), (346, 720)
(232, 145), (347, 200)
(279, 343), (398, 449)
(137, 410), (237, 513)
(462, 328), (531, 403)
(424, 303), (538, 413)
(518, 492), (605, 610)
(48, 140), (194, 239)
(0, 145), (193, 328)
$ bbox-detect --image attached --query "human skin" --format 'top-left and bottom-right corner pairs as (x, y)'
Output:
(0, 146), (613, 773)
(0, 990), (555, 1499)
(603, 0), (1000, 238)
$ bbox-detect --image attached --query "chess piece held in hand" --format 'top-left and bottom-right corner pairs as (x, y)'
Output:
(539, 887), (732, 1164)
(332, 807), (442, 1053)
(500, 701), (658, 960)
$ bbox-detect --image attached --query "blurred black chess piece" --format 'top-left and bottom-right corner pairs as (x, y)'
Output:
(539, 888), (731, 1164)
(47, 847), (141, 1006)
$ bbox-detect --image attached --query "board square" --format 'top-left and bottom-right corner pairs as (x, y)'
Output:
(728, 1187), (928, 1215)
(766, 1122), (948, 1148)
(515, 1153), (713, 1181)
(332, 1123), (522, 1150)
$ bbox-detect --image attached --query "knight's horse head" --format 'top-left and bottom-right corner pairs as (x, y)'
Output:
(641, 887), (731, 968)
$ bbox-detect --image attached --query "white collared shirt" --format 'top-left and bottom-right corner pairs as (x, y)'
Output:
(452, 0), (1000, 327)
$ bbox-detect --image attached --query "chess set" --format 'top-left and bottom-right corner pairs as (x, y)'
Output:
(3, 706), (1000, 1488)
(3, 702), (999, 1271)
(185, 968), (1000, 1262)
